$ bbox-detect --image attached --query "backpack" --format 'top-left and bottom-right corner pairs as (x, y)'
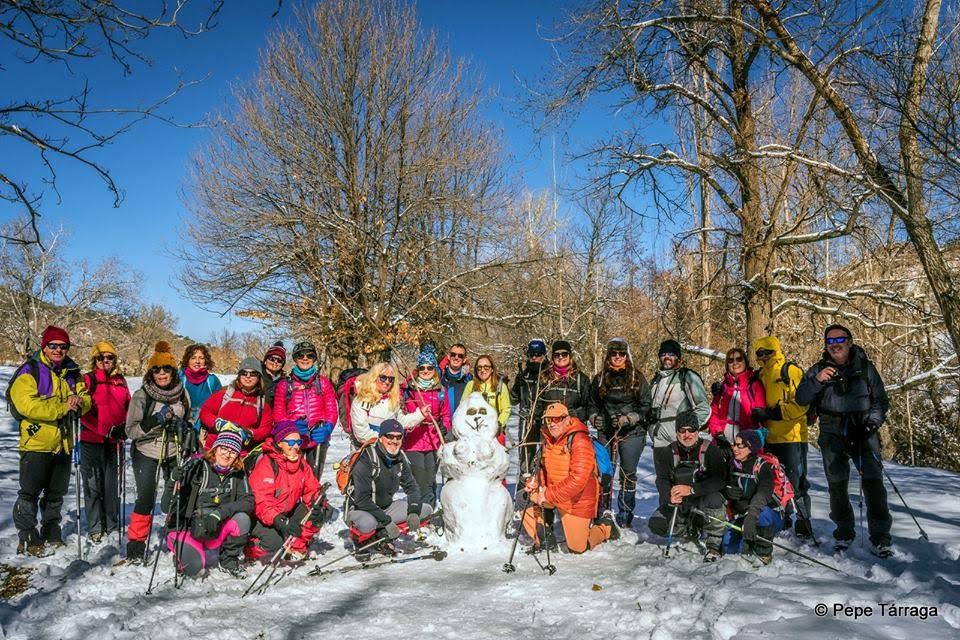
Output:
(671, 439), (712, 479)
(284, 374), (331, 410)
(778, 361), (817, 426)
(336, 368), (366, 435)
(756, 451), (796, 510)
(566, 431), (614, 480)
(6, 357), (80, 423)
(218, 385), (264, 425)
(334, 437), (379, 494)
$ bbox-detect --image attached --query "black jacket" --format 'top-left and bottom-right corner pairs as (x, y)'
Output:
(654, 439), (727, 510)
(533, 368), (593, 426)
(348, 443), (422, 527)
(590, 367), (652, 439)
(796, 345), (888, 436)
(167, 457), (253, 529)
(725, 454), (776, 518)
(510, 361), (546, 418)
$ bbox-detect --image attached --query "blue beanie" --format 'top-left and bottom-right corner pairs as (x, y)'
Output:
(417, 348), (438, 369)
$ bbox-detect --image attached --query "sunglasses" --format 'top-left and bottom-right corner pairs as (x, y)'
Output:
(238, 369), (260, 377)
(727, 356), (744, 363)
(417, 365), (435, 372)
(95, 354), (116, 361)
(294, 352), (317, 359)
(552, 351), (570, 359)
(733, 441), (750, 449)
(659, 352), (678, 359)
(825, 336), (848, 345)
(265, 356), (284, 364)
(280, 438), (302, 448)
(755, 349), (774, 358)
(377, 375), (396, 384)
(448, 351), (466, 359)
(476, 364), (492, 371)
(545, 416), (566, 424)
(46, 343), (70, 351)
(609, 351), (627, 357)
(677, 426), (698, 434)
(382, 433), (403, 442)
(150, 365), (175, 374)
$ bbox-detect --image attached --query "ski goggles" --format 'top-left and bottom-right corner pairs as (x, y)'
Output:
(755, 349), (775, 358)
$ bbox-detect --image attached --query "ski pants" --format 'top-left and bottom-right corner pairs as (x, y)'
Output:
(819, 430), (891, 545)
(404, 450), (439, 508)
(167, 513), (250, 576)
(131, 445), (176, 517)
(14, 451), (71, 544)
(346, 501), (434, 534)
(724, 507), (783, 556)
(522, 506), (611, 554)
(767, 442), (811, 522)
(647, 491), (726, 551)
(79, 441), (120, 535)
(598, 429), (645, 520)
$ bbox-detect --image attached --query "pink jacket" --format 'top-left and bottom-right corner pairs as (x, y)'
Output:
(400, 378), (451, 452)
(80, 370), (131, 444)
(272, 374), (339, 428)
(707, 370), (766, 440)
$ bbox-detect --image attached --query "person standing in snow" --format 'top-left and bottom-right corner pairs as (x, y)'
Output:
(439, 342), (472, 416)
(349, 362), (425, 445)
(589, 338), (652, 527)
(344, 420), (432, 561)
(647, 339), (711, 492)
(247, 420), (329, 562)
(511, 339), (547, 474)
(751, 335), (814, 539)
(796, 324), (892, 556)
(198, 357), (273, 456)
(463, 354), (511, 445)
(179, 343), (222, 434)
(125, 341), (192, 562)
(272, 341), (339, 477)
(261, 341), (287, 406)
(523, 403), (616, 553)
(649, 411), (728, 561)
(706, 347), (766, 452)
(11, 325), (92, 556)
(400, 345), (451, 508)
(165, 430), (254, 578)
(80, 341), (130, 543)
(723, 429), (784, 565)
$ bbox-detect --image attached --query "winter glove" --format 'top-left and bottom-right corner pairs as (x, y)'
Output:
(295, 418), (310, 438)
(308, 493), (331, 527)
(741, 513), (758, 541)
(710, 381), (722, 397)
(626, 412), (641, 427)
(108, 425), (127, 440)
(751, 406), (782, 424)
(725, 484), (744, 501)
(646, 407), (661, 426)
(274, 515), (302, 539)
(192, 511), (223, 540)
(406, 512), (421, 532)
(309, 422), (334, 446)
(382, 522), (402, 540)
(862, 421), (880, 436)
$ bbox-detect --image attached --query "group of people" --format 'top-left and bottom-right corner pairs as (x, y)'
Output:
(9, 321), (893, 581)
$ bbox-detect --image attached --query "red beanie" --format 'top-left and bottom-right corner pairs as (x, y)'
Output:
(41, 325), (70, 348)
(264, 341), (286, 364)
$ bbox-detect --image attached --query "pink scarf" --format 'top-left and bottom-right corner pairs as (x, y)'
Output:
(184, 367), (209, 385)
(553, 364), (571, 379)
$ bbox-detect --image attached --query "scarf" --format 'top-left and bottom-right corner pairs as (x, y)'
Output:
(212, 463), (232, 475)
(553, 364), (571, 379)
(184, 368), (209, 385)
(143, 378), (185, 405)
(444, 366), (467, 381)
(415, 376), (434, 390)
(292, 364), (317, 381)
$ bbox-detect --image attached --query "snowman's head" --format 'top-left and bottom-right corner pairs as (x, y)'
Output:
(452, 392), (500, 440)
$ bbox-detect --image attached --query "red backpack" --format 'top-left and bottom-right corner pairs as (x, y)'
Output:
(756, 451), (796, 509)
(336, 368), (367, 435)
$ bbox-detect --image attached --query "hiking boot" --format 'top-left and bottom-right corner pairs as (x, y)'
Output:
(756, 553), (773, 566)
(218, 556), (246, 578)
(354, 549), (373, 563)
(597, 511), (620, 542)
(89, 532), (105, 544)
(126, 540), (146, 563)
(45, 537), (66, 550)
(871, 543), (893, 559)
(16, 540), (53, 557)
(794, 517), (814, 540)
(286, 549), (308, 563)
(615, 511), (633, 528)
(833, 538), (853, 553)
(375, 540), (398, 557)
(703, 547), (721, 563)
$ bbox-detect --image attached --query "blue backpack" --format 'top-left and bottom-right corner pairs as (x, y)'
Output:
(567, 432), (614, 480)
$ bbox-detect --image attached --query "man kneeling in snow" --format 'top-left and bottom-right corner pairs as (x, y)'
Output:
(345, 420), (433, 562)
(649, 411), (728, 561)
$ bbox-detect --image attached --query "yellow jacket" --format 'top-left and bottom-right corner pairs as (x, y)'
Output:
(464, 377), (512, 430)
(752, 336), (809, 444)
(11, 353), (92, 454)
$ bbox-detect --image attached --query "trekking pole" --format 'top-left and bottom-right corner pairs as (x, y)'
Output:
(856, 446), (865, 548)
(789, 497), (819, 548)
(70, 411), (83, 560)
(870, 450), (929, 541)
(503, 446), (544, 573)
(541, 508), (557, 576)
(664, 504), (679, 558)
(144, 428), (169, 594)
(693, 510), (844, 574)
(117, 440), (125, 548)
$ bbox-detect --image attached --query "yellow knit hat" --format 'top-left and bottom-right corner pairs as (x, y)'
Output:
(90, 341), (118, 357)
(147, 341), (177, 369)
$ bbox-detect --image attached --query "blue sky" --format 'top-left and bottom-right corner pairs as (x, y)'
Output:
(2, 1), (660, 341)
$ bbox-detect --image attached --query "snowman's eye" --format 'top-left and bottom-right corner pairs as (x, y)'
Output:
(467, 408), (477, 416)
(477, 407), (488, 415)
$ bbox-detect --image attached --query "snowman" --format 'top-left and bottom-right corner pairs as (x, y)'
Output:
(439, 392), (512, 551)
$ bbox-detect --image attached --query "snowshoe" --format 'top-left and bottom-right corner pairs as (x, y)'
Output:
(871, 543), (893, 559)
(703, 547), (721, 563)
(16, 540), (53, 558)
(89, 532), (104, 544)
(218, 557), (247, 579)
(833, 538), (853, 553)
(126, 540), (146, 564)
(755, 553), (773, 566)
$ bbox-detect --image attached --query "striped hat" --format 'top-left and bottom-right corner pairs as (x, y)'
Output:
(213, 429), (243, 455)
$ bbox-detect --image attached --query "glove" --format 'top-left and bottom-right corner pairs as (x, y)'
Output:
(274, 515), (302, 539)
(295, 419), (310, 437)
(647, 407), (661, 425)
(308, 496), (331, 527)
(382, 522), (402, 540)
(406, 512), (421, 532)
(192, 511), (222, 539)
(309, 422), (334, 445)
(158, 404), (174, 424)
(862, 421), (880, 436)
(710, 381), (722, 396)
(725, 484), (743, 501)
(108, 425), (126, 440)
(742, 513), (758, 541)
(616, 415), (630, 429)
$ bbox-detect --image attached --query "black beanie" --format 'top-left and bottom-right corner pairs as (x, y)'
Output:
(823, 324), (853, 340)
(659, 339), (682, 357)
(552, 340), (572, 354)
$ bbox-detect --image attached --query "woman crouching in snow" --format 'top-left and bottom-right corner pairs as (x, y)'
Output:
(166, 429), (253, 578)
(246, 420), (331, 562)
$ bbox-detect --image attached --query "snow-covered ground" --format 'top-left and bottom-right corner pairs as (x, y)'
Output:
(0, 367), (958, 639)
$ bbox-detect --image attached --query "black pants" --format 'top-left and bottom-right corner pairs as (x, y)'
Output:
(14, 451), (71, 543)
(819, 431), (891, 545)
(404, 450), (438, 508)
(598, 429), (646, 519)
(131, 445), (176, 517)
(648, 491), (727, 551)
(79, 441), (121, 535)
(517, 412), (541, 477)
(306, 443), (329, 481)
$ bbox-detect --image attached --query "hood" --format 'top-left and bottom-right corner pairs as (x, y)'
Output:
(724, 368), (756, 386)
(752, 336), (786, 373)
(263, 439), (309, 474)
(541, 416), (589, 443)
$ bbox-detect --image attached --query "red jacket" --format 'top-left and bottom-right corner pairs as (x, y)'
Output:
(199, 384), (273, 451)
(80, 370), (130, 444)
(272, 374), (339, 430)
(707, 370), (766, 440)
(248, 440), (321, 552)
(400, 377), (451, 452)
(538, 417), (598, 519)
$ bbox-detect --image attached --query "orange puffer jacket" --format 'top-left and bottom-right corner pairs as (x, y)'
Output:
(539, 417), (598, 518)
